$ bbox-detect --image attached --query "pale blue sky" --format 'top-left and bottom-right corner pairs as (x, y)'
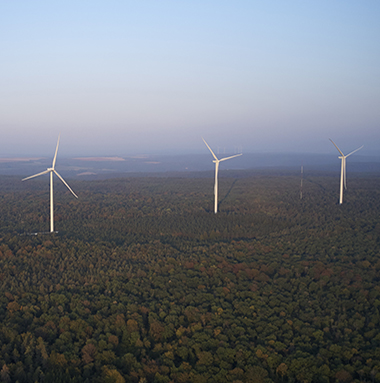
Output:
(1, 1), (379, 156)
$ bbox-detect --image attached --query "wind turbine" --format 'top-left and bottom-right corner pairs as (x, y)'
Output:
(329, 139), (363, 205)
(202, 138), (242, 214)
(22, 135), (78, 233)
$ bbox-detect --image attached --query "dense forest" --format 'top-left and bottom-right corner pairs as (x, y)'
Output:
(0, 172), (380, 383)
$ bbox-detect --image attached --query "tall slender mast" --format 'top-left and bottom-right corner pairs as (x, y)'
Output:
(202, 137), (242, 214)
(22, 135), (78, 233)
(214, 161), (219, 214)
(339, 157), (344, 204)
(50, 171), (54, 232)
(330, 139), (363, 205)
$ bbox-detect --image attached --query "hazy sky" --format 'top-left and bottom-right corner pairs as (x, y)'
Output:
(1, 1), (380, 156)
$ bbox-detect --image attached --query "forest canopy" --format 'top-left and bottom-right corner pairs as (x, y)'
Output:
(0, 172), (380, 383)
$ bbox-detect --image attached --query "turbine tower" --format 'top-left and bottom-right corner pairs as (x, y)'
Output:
(202, 138), (242, 214)
(329, 139), (363, 205)
(22, 135), (78, 232)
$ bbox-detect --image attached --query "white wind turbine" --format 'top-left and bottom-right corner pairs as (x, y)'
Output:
(329, 139), (363, 205)
(202, 138), (242, 214)
(22, 135), (78, 233)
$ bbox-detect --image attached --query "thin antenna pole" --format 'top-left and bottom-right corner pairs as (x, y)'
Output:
(300, 165), (303, 200)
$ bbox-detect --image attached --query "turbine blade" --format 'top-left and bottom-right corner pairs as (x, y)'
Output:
(202, 137), (218, 161)
(54, 170), (78, 198)
(346, 145), (363, 158)
(219, 153), (242, 162)
(22, 169), (50, 181)
(52, 134), (60, 168)
(329, 139), (344, 156)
